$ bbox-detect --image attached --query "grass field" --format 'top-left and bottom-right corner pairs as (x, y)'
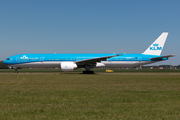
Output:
(0, 73), (180, 119)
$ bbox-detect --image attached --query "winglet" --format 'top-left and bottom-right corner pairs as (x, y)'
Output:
(143, 32), (168, 55)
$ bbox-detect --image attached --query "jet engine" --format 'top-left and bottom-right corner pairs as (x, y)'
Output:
(60, 62), (78, 72)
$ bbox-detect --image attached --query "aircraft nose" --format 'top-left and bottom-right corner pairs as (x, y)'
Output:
(3, 60), (8, 64)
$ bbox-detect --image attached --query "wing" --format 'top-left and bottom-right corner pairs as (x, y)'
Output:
(76, 54), (121, 65)
(150, 55), (175, 60)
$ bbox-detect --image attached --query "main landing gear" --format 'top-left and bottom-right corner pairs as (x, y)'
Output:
(83, 71), (94, 74)
(83, 65), (94, 74)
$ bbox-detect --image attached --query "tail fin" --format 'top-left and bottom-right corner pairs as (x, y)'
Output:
(143, 32), (168, 55)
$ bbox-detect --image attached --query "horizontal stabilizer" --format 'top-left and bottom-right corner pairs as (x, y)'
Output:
(150, 55), (175, 60)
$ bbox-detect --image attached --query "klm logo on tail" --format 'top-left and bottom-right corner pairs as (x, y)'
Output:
(143, 32), (168, 55)
(150, 43), (162, 50)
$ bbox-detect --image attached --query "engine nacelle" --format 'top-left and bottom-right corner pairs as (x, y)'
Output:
(60, 62), (78, 72)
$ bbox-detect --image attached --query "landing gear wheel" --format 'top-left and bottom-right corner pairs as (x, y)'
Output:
(83, 71), (94, 74)
(15, 69), (18, 74)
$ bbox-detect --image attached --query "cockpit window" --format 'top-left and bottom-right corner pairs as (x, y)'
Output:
(6, 58), (10, 60)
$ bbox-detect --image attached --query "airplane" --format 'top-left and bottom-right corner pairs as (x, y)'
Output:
(3, 32), (175, 74)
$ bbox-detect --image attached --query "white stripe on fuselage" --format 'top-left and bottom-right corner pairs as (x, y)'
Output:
(101, 61), (156, 67)
(8, 61), (157, 68)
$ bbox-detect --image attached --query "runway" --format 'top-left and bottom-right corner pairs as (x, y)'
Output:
(0, 72), (180, 75)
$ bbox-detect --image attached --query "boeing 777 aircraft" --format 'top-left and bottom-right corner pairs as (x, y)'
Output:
(3, 32), (175, 74)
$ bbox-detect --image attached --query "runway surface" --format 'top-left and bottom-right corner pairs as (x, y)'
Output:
(0, 72), (180, 75)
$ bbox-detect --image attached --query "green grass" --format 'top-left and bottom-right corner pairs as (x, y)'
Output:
(0, 74), (180, 119)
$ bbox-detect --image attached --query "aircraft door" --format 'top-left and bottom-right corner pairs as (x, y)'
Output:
(34, 57), (45, 68)
(16, 57), (20, 63)
(138, 57), (142, 62)
(40, 57), (44, 62)
(77, 57), (81, 61)
(108, 58), (112, 62)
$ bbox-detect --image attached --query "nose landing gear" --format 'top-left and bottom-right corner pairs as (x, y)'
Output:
(15, 69), (18, 74)
(13, 67), (18, 74)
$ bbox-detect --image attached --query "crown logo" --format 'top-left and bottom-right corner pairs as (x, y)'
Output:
(153, 43), (159, 46)
(21, 55), (28, 59)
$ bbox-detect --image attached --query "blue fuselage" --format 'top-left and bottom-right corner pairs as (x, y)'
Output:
(3, 53), (167, 69)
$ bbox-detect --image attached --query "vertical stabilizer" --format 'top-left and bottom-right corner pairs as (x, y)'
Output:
(143, 32), (168, 55)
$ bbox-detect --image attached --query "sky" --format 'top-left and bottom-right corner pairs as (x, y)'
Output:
(0, 0), (179, 65)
